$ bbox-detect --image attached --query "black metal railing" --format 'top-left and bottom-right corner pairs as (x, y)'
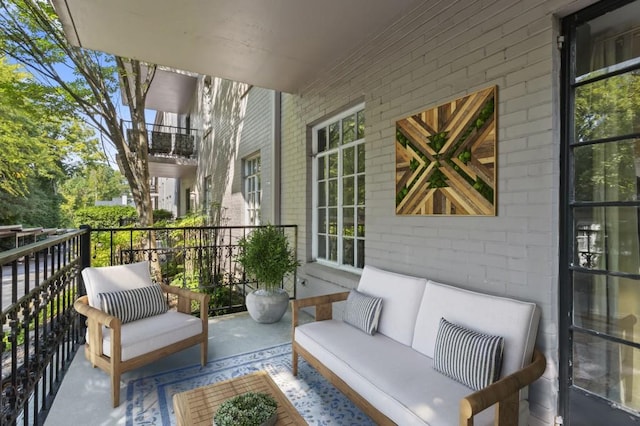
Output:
(89, 225), (297, 315)
(0, 224), (297, 424)
(0, 229), (88, 425)
(122, 120), (198, 158)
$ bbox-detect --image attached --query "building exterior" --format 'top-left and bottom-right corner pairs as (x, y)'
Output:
(53, 0), (640, 424)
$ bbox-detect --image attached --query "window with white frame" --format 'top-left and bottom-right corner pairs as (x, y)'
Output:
(313, 105), (365, 269)
(244, 156), (261, 225)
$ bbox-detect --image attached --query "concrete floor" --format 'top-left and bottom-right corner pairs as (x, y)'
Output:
(44, 308), (312, 426)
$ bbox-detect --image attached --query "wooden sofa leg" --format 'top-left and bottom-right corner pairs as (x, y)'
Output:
(292, 347), (298, 376)
(111, 370), (121, 408)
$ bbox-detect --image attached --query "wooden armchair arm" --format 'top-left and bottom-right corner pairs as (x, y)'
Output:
(73, 295), (120, 329)
(74, 295), (122, 361)
(459, 349), (546, 426)
(159, 283), (210, 316)
(291, 291), (350, 329)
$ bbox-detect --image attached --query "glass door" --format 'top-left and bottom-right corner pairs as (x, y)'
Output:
(561, 0), (640, 423)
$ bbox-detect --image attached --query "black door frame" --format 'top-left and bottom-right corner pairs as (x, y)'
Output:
(559, 0), (640, 423)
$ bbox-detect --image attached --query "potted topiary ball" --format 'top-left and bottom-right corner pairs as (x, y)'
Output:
(214, 392), (278, 426)
(236, 225), (299, 323)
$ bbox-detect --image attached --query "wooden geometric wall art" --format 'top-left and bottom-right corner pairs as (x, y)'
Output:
(395, 86), (497, 216)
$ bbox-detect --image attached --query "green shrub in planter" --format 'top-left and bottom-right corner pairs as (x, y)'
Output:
(214, 392), (277, 426)
(236, 225), (299, 291)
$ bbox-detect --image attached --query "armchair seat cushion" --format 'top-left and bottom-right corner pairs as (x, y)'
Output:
(101, 311), (203, 361)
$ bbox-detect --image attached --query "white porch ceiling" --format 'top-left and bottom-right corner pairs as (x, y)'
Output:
(52, 0), (423, 93)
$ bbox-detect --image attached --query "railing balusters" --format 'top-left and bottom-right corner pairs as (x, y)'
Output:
(0, 225), (297, 424)
(1, 230), (86, 425)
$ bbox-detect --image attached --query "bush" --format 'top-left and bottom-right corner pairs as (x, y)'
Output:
(153, 209), (173, 223)
(73, 205), (137, 228)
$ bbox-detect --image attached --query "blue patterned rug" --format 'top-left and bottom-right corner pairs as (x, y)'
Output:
(125, 343), (375, 425)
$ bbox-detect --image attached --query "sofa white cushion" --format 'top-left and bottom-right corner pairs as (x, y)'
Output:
(295, 320), (494, 426)
(412, 280), (540, 378)
(82, 261), (155, 309)
(102, 311), (202, 361)
(357, 265), (427, 346)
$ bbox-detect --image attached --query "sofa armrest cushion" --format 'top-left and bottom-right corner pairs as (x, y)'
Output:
(433, 317), (504, 391)
(342, 290), (383, 335)
(98, 284), (168, 324)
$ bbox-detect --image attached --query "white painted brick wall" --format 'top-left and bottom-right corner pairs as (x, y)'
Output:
(275, 1), (597, 423)
(195, 79), (274, 225)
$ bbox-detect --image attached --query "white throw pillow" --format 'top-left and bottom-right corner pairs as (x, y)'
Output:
(342, 290), (383, 335)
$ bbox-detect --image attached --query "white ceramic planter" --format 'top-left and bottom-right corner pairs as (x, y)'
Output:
(245, 288), (289, 323)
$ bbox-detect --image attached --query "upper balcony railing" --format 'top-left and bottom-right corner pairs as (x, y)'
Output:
(122, 121), (199, 159)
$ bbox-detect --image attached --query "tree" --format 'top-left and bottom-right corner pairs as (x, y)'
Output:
(0, 0), (158, 227)
(59, 161), (129, 225)
(0, 57), (65, 196)
(0, 56), (92, 226)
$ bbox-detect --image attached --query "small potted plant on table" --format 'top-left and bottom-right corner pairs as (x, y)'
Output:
(214, 392), (278, 426)
(236, 225), (299, 323)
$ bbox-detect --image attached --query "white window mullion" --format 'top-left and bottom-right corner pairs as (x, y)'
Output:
(312, 103), (365, 271)
(337, 134), (343, 266)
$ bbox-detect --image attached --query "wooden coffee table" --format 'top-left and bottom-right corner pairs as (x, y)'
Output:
(172, 371), (306, 426)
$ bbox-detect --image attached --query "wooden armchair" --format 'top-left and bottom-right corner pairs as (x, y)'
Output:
(75, 261), (209, 407)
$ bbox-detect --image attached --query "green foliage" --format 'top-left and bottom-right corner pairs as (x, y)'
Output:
(73, 205), (137, 228)
(59, 162), (129, 225)
(396, 129), (408, 147)
(396, 186), (409, 205)
(0, 177), (63, 227)
(0, 56), (94, 227)
(153, 209), (173, 223)
(574, 72), (640, 201)
(236, 225), (299, 291)
(0, 0), (160, 226)
(457, 150), (472, 164)
(427, 131), (449, 152)
(209, 286), (245, 310)
(472, 178), (493, 202)
(174, 213), (208, 227)
(214, 392), (277, 426)
(427, 168), (448, 188)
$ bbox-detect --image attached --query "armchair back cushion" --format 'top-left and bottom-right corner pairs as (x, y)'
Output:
(82, 261), (155, 308)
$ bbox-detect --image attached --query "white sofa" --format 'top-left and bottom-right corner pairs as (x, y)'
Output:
(76, 261), (209, 407)
(291, 266), (546, 426)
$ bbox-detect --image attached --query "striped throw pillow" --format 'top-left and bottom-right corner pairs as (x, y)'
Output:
(342, 290), (383, 335)
(98, 285), (168, 324)
(432, 317), (504, 390)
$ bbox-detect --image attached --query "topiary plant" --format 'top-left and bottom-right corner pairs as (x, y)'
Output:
(214, 392), (277, 426)
(235, 225), (299, 292)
